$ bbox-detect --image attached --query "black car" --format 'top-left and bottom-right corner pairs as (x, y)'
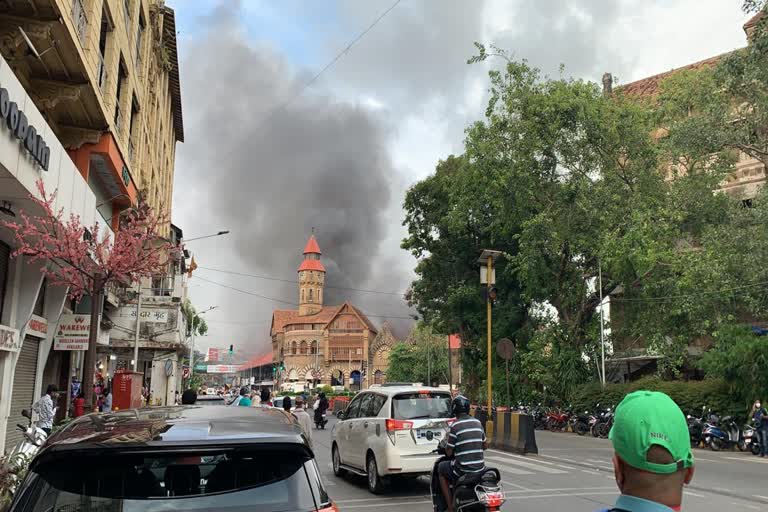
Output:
(9, 406), (336, 512)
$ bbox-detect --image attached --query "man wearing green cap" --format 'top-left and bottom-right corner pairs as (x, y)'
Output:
(600, 390), (695, 512)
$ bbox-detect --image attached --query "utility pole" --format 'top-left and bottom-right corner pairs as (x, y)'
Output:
(447, 335), (453, 391)
(427, 336), (431, 386)
(83, 273), (104, 412)
(599, 260), (606, 388)
(479, 249), (501, 440)
(486, 254), (493, 417)
(133, 281), (142, 371)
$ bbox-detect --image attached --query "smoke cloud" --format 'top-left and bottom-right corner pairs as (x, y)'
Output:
(173, 3), (412, 351)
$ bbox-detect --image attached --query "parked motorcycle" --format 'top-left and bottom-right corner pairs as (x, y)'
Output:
(704, 415), (740, 451)
(739, 422), (757, 453)
(546, 409), (571, 432)
(5, 409), (48, 493)
(431, 437), (504, 512)
(572, 411), (591, 436)
(593, 407), (614, 438)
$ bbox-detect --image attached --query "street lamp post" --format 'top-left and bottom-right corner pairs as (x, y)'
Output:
(188, 306), (217, 378)
(479, 249), (502, 440)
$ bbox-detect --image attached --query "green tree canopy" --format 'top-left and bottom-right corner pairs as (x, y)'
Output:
(385, 323), (450, 386)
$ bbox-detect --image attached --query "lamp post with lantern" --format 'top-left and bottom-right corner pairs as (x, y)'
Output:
(478, 249), (502, 439)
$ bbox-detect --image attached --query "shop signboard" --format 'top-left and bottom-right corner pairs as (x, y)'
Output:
(54, 314), (90, 350)
(194, 364), (208, 372)
(125, 308), (170, 323)
(207, 365), (238, 374)
(0, 325), (20, 352)
(26, 315), (48, 338)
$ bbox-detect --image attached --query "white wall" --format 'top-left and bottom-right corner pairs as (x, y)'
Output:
(0, 54), (110, 454)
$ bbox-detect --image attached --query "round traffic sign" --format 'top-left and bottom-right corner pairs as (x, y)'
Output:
(496, 338), (515, 360)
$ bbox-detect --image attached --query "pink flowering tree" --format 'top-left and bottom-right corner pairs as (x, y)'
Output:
(2, 179), (173, 411)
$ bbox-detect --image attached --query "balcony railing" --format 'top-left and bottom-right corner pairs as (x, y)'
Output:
(72, 0), (87, 44)
(97, 52), (106, 91)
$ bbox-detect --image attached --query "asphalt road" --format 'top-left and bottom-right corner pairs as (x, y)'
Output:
(311, 418), (768, 512)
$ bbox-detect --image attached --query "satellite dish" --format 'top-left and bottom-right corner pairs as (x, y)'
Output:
(18, 26), (55, 60)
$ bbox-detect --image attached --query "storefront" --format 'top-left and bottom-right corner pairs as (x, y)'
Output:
(0, 55), (103, 454)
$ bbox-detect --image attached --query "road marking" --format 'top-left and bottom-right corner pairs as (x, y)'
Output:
(503, 486), (615, 494)
(752, 494), (768, 501)
(504, 491), (617, 500)
(501, 480), (529, 490)
(538, 453), (612, 471)
(726, 456), (768, 464)
(341, 501), (432, 508)
(335, 496), (430, 504)
(489, 450), (577, 470)
(486, 455), (567, 474)
(487, 461), (534, 475)
(684, 490), (705, 498)
(586, 458), (611, 466)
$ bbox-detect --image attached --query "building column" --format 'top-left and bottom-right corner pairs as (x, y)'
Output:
(33, 283), (68, 400)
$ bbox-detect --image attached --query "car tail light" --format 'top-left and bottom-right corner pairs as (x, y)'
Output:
(477, 490), (504, 510)
(446, 418), (456, 426)
(385, 419), (414, 432)
(317, 502), (340, 512)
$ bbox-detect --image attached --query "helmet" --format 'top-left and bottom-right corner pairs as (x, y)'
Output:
(451, 395), (471, 417)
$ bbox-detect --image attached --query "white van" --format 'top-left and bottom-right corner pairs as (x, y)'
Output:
(330, 386), (453, 493)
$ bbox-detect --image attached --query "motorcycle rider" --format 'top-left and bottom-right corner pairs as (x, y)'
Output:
(438, 395), (488, 512)
(751, 399), (768, 457)
(32, 384), (58, 435)
(601, 390), (695, 512)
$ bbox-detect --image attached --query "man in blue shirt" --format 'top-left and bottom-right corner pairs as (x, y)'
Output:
(600, 390), (695, 512)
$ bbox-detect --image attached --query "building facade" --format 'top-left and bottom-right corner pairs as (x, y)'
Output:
(0, 0), (183, 452)
(270, 236), (393, 391)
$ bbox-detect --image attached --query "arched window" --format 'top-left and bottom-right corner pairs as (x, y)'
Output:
(291, 341), (297, 354)
(374, 370), (383, 384)
(288, 368), (298, 381)
(310, 340), (317, 355)
(301, 289), (304, 302)
(299, 340), (307, 355)
(308, 288), (313, 302)
(318, 289), (322, 303)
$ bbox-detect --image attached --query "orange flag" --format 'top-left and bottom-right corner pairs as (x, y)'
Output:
(187, 256), (198, 278)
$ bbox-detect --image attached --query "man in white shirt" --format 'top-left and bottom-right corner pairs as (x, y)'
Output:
(292, 397), (313, 449)
(33, 384), (58, 434)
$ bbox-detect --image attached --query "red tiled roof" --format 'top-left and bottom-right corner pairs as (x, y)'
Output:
(744, 10), (766, 31)
(271, 306), (339, 334)
(298, 259), (326, 272)
(238, 351), (273, 371)
(619, 52), (730, 99)
(303, 235), (321, 255)
(449, 334), (461, 349)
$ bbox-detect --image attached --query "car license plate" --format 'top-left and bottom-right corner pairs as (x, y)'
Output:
(417, 429), (442, 440)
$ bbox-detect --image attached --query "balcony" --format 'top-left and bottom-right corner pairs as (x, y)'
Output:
(72, 0), (87, 44)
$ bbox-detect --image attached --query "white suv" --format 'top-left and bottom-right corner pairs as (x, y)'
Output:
(331, 386), (453, 493)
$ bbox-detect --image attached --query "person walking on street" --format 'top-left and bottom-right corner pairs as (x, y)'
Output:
(32, 384), (58, 435)
(599, 390), (695, 512)
(752, 400), (768, 457)
(238, 387), (252, 407)
(102, 387), (113, 413)
(283, 395), (292, 412)
(292, 397), (313, 449)
(260, 389), (272, 407)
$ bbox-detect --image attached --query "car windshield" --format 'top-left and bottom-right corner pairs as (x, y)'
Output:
(23, 449), (328, 512)
(392, 392), (452, 420)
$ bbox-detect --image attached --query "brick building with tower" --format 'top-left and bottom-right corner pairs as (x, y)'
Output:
(270, 235), (393, 391)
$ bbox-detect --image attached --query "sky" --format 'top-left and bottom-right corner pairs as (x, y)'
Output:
(166, 0), (753, 361)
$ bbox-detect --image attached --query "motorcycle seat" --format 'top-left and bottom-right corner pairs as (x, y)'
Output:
(455, 468), (501, 487)
(721, 416), (732, 422)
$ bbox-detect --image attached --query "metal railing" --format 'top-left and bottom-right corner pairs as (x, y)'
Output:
(97, 52), (106, 91)
(72, 0), (87, 44)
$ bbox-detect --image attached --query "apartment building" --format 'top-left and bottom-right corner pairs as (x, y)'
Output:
(0, 0), (182, 230)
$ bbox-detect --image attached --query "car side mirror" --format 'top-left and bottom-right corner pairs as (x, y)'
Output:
(336, 410), (345, 420)
(21, 409), (31, 419)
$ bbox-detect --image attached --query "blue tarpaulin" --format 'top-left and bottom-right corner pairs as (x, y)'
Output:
(751, 327), (768, 336)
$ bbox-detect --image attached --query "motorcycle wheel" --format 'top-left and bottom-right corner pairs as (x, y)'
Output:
(576, 422), (589, 436)
(591, 425), (600, 437)
(751, 442), (761, 456)
(710, 437), (723, 451)
(598, 423), (609, 439)
(547, 419), (558, 432)
(738, 440), (747, 452)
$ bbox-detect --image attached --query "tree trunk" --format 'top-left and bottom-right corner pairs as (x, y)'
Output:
(83, 275), (104, 413)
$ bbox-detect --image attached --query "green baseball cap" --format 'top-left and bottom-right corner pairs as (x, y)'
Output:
(609, 390), (694, 474)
